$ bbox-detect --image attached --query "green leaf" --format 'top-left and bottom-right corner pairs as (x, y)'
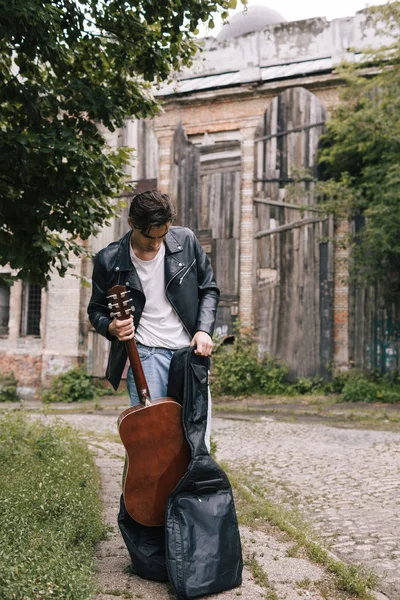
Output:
(0, 0), (228, 284)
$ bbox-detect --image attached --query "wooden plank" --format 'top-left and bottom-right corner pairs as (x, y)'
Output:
(254, 198), (323, 212)
(254, 216), (324, 239)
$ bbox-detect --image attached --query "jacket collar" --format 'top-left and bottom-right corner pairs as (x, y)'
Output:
(114, 231), (133, 272)
(164, 229), (184, 255)
(113, 228), (183, 273)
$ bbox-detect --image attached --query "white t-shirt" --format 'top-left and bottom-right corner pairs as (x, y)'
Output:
(129, 242), (192, 349)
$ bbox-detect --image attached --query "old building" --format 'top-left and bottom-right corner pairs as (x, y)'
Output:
(1, 6), (397, 395)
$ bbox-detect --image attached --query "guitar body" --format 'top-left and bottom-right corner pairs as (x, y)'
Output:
(108, 284), (191, 527)
(118, 398), (191, 527)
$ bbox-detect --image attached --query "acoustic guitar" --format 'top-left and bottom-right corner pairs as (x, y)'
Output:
(107, 284), (191, 527)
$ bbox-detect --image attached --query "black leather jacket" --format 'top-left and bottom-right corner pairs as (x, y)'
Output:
(87, 226), (219, 389)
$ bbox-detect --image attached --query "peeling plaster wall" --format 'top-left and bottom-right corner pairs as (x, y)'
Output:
(157, 11), (394, 96)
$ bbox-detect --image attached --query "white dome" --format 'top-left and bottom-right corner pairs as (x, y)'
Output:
(217, 5), (286, 41)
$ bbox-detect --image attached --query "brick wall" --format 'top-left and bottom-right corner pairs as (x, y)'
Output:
(0, 353), (42, 388)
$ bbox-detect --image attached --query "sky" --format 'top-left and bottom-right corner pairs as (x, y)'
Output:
(202, 0), (388, 37)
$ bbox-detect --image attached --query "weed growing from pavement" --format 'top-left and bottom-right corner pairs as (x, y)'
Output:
(225, 465), (378, 599)
(89, 430), (123, 445)
(0, 412), (106, 600)
(244, 552), (279, 599)
(101, 590), (134, 598)
(296, 576), (312, 588)
(287, 543), (301, 557)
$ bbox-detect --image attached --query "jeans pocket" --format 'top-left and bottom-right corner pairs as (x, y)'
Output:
(137, 345), (152, 362)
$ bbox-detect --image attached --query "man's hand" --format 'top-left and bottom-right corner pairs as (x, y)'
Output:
(190, 331), (213, 357)
(108, 316), (135, 341)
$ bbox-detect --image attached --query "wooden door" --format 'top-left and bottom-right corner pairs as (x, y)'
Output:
(254, 87), (333, 378)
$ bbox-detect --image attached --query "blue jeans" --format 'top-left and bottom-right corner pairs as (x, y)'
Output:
(127, 343), (174, 406)
(126, 342), (211, 451)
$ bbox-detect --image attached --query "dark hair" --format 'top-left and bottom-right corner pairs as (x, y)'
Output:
(128, 190), (177, 233)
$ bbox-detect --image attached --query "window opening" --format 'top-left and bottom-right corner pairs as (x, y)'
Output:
(20, 283), (42, 337)
(0, 283), (10, 335)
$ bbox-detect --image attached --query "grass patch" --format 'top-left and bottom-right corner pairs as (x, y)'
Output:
(96, 431), (123, 445)
(244, 552), (278, 600)
(0, 412), (107, 600)
(225, 466), (377, 599)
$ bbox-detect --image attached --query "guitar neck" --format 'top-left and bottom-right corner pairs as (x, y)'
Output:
(107, 284), (151, 406)
(125, 338), (151, 405)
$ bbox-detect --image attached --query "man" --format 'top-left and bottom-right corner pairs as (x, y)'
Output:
(87, 190), (219, 444)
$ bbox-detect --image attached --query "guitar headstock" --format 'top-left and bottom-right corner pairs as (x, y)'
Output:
(107, 285), (135, 321)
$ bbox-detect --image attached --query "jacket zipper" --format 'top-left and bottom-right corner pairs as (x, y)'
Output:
(178, 259), (196, 285)
(165, 263), (186, 292)
(165, 264), (193, 338)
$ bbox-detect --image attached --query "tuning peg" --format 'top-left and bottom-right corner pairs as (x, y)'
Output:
(110, 311), (121, 318)
(106, 294), (117, 300)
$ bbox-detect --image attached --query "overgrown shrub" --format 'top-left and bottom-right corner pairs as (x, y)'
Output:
(0, 372), (19, 402)
(42, 367), (99, 403)
(293, 376), (325, 395)
(377, 387), (400, 403)
(211, 330), (289, 396)
(341, 373), (400, 404)
(322, 370), (354, 395)
(342, 377), (379, 403)
(0, 413), (106, 600)
(211, 328), (400, 403)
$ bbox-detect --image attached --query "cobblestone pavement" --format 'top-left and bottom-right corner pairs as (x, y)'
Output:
(36, 413), (343, 600)
(212, 417), (400, 599)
